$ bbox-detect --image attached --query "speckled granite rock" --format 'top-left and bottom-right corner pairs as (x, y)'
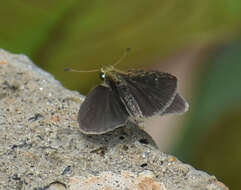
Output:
(0, 49), (229, 190)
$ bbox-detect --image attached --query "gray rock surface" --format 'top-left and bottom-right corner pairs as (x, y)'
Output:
(0, 49), (229, 190)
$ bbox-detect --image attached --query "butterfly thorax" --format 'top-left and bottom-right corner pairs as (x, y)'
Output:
(100, 67), (144, 122)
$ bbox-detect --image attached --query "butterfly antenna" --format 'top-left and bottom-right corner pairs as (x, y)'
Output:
(64, 68), (99, 73)
(112, 48), (131, 67)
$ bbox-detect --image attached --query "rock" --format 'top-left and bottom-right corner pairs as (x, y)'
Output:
(0, 49), (229, 190)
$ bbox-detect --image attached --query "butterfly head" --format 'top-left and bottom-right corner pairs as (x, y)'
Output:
(100, 65), (115, 81)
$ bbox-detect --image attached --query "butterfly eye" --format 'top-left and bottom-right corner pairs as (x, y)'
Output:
(100, 72), (105, 80)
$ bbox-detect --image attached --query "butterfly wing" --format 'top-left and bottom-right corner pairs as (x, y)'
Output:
(120, 71), (178, 118)
(78, 85), (129, 134)
(162, 93), (189, 115)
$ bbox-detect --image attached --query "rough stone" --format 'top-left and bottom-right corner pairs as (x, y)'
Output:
(0, 49), (229, 190)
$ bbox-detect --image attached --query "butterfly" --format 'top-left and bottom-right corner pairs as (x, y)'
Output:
(77, 65), (188, 134)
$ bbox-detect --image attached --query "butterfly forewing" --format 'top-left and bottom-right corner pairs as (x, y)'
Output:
(119, 71), (177, 118)
(78, 85), (129, 134)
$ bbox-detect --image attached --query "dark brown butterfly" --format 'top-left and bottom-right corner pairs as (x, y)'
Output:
(66, 49), (188, 134)
(76, 65), (188, 134)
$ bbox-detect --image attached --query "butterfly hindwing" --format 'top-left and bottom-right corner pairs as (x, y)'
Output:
(162, 93), (189, 115)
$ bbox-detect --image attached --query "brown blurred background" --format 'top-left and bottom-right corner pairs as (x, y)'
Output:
(0, 1), (241, 189)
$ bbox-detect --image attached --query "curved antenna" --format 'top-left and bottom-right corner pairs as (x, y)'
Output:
(112, 48), (131, 67)
(64, 48), (131, 73)
(64, 68), (99, 73)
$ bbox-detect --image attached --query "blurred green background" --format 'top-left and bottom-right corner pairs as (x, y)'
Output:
(0, 0), (241, 189)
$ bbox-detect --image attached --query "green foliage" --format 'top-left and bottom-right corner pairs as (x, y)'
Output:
(172, 40), (241, 189)
(0, 0), (241, 93)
